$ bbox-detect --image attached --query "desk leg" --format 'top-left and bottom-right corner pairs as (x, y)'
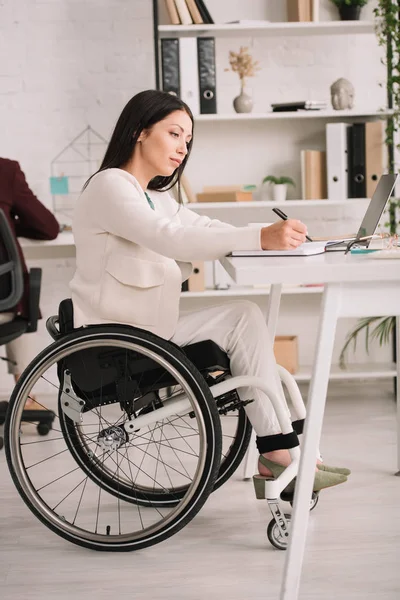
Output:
(396, 316), (400, 476)
(242, 285), (283, 480)
(280, 284), (341, 600)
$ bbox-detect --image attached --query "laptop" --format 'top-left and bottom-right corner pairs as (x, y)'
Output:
(325, 174), (398, 252)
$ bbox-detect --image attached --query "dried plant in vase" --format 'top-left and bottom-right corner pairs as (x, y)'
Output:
(225, 46), (261, 113)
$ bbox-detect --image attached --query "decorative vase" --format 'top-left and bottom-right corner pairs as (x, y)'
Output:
(273, 184), (287, 202)
(233, 85), (253, 113)
(339, 5), (361, 21)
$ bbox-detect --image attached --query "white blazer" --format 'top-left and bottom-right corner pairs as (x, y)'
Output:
(70, 169), (262, 340)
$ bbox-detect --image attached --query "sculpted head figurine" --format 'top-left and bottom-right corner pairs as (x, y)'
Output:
(330, 78), (355, 110)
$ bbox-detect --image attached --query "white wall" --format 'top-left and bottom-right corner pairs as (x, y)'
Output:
(0, 0), (393, 393)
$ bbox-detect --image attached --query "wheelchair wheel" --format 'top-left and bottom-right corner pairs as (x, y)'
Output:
(5, 326), (222, 551)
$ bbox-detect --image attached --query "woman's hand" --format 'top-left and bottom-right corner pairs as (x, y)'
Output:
(260, 220), (307, 250)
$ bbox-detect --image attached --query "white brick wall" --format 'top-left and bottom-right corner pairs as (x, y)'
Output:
(0, 0), (155, 206)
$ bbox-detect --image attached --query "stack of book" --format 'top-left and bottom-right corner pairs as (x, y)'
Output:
(271, 101), (327, 112)
(164, 0), (214, 25)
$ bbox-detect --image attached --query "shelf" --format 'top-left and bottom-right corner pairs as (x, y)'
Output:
(194, 109), (392, 122)
(180, 285), (324, 299)
(294, 362), (397, 382)
(158, 21), (375, 38)
(188, 198), (371, 210)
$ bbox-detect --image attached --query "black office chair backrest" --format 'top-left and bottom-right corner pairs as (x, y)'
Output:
(0, 209), (24, 312)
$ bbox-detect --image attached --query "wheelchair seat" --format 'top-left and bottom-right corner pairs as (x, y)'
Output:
(57, 298), (231, 377)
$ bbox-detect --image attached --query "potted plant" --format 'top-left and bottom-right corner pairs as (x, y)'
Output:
(262, 175), (295, 202)
(225, 46), (261, 114)
(330, 0), (369, 21)
(340, 0), (400, 368)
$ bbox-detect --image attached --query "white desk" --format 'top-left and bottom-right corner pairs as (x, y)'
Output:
(20, 232), (75, 260)
(220, 251), (400, 600)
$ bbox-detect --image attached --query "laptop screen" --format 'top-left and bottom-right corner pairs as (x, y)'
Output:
(356, 174), (398, 240)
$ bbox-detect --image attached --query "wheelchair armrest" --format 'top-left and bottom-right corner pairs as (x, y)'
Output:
(26, 267), (42, 333)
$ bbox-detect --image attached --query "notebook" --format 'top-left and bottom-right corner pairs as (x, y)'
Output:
(230, 241), (327, 257)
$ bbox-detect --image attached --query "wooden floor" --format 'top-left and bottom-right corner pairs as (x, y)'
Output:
(1, 380), (399, 600)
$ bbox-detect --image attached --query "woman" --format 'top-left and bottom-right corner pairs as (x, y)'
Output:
(70, 90), (349, 497)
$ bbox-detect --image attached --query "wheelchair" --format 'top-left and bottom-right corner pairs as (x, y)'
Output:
(4, 298), (310, 552)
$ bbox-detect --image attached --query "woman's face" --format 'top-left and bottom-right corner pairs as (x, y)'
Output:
(137, 109), (193, 177)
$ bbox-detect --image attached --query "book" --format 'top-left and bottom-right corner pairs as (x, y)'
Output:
(164, 0), (180, 25)
(186, 0), (203, 24)
(287, 0), (312, 22)
(271, 101), (326, 112)
(312, 0), (319, 22)
(301, 150), (327, 200)
(174, 0), (193, 25)
(195, 0), (214, 24)
(230, 241), (327, 257)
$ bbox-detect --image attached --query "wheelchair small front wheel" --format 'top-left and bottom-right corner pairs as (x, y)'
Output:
(5, 326), (222, 552)
(267, 513), (291, 550)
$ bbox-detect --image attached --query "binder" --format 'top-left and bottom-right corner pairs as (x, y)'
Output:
(197, 37), (217, 114)
(326, 122), (350, 201)
(365, 121), (384, 198)
(179, 37), (200, 115)
(161, 38), (180, 97)
(348, 123), (366, 198)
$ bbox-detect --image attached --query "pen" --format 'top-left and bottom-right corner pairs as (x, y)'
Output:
(272, 207), (313, 242)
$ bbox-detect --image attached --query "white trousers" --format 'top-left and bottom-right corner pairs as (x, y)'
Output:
(171, 300), (292, 437)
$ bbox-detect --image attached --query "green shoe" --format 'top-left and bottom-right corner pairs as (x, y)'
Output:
(317, 463), (351, 476)
(253, 455), (347, 500)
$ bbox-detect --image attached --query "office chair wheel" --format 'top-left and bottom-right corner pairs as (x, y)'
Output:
(36, 423), (51, 436)
(267, 513), (291, 551)
(5, 325), (222, 551)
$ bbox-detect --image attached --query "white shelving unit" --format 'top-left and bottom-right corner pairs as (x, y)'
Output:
(194, 109), (392, 122)
(155, 7), (394, 381)
(158, 20), (375, 38)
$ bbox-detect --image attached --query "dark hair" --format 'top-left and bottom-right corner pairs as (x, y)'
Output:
(83, 90), (194, 202)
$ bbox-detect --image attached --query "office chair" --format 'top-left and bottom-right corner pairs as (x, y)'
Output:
(0, 209), (54, 449)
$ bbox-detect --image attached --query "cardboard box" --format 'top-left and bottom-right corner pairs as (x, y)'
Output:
(273, 335), (298, 374)
(196, 190), (253, 203)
